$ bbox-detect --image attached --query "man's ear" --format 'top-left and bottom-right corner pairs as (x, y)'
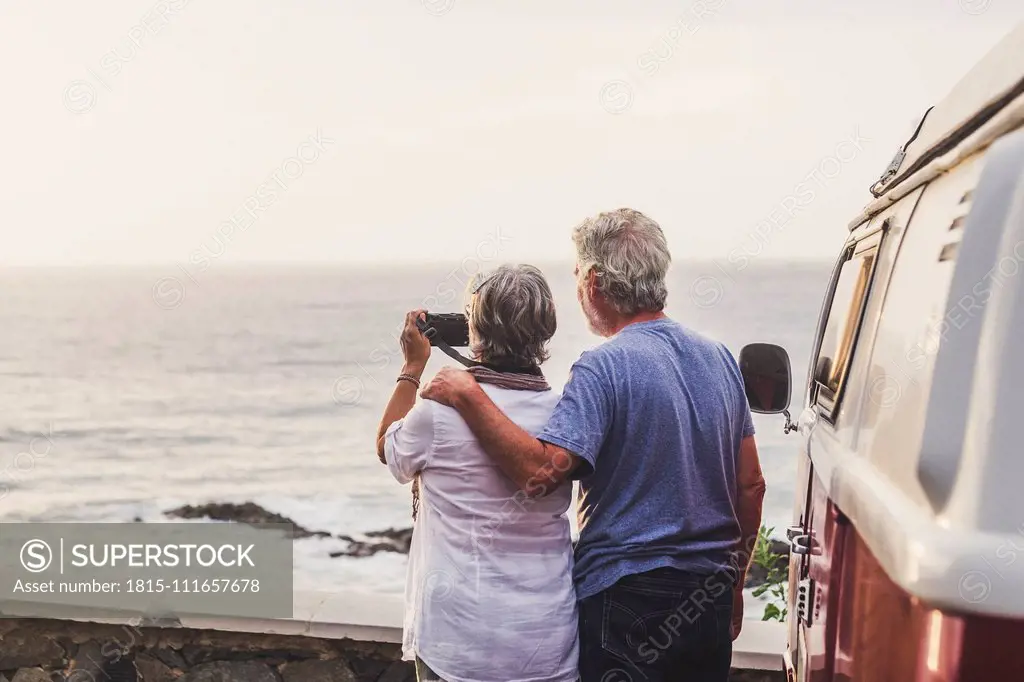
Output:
(585, 268), (600, 298)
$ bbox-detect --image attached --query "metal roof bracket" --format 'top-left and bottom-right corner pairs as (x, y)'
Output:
(869, 106), (935, 198)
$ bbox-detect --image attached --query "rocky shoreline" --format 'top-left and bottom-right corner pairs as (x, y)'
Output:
(163, 503), (413, 558)
(161, 502), (788, 589)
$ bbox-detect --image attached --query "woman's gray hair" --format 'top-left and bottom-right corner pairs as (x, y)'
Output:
(573, 208), (672, 315)
(468, 264), (557, 368)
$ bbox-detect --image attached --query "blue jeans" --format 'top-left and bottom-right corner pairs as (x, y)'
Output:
(578, 567), (734, 682)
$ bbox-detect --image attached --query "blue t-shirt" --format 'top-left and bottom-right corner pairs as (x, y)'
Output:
(538, 318), (755, 601)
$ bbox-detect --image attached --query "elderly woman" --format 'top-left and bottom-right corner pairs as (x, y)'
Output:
(375, 265), (577, 682)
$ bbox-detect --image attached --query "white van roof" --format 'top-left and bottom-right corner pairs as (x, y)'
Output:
(903, 24), (1024, 175)
(854, 23), (1024, 225)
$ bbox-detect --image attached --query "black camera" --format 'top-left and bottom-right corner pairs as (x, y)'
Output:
(416, 313), (470, 348)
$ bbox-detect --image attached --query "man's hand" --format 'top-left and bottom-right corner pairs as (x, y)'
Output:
(420, 366), (481, 407)
(730, 586), (744, 640)
(422, 366), (580, 496)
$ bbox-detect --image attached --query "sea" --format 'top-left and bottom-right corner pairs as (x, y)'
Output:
(0, 260), (831, 599)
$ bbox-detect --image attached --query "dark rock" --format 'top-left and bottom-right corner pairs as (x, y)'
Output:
(744, 540), (790, 590)
(10, 670), (51, 682)
(0, 633), (65, 668)
(135, 653), (176, 682)
(347, 657), (391, 680)
(164, 502), (331, 540)
(365, 528), (413, 545)
(280, 659), (356, 682)
(328, 544), (402, 559)
(150, 648), (188, 670)
(70, 641), (107, 678)
(105, 659), (141, 682)
(377, 661), (415, 682)
(66, 671), (97, 682)
(162, 501), (414, 558)
(339, 641), (396, 659)
(181, 661), (280, 682)
(68, 641), (138, 682)
(728, 670), (787, 682)
(330, 528), (413, 558)
(181, 642), (319, 667)
(54, 638), (78, 660)
(181, 643), (243, 666)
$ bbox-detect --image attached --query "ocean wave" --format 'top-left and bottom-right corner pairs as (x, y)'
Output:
(265, 359), (338, 368)
(0, 426), (59, 444)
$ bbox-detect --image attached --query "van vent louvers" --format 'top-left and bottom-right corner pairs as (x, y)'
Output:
(939, 242), (960, 262)
(949, 215), (967, 231)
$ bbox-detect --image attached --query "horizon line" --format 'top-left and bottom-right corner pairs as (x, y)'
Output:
(0, 256), (835, 268)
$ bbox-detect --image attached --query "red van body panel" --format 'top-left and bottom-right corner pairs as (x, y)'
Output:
(786, 479), (1024, 682)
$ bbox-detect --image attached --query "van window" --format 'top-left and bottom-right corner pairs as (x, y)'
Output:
(813, 241), (879, 418)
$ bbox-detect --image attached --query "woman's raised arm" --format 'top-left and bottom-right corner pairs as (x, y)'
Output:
(375, 310), (431, 462)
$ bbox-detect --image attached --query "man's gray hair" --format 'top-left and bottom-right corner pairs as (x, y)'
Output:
(469, 264), (557, 368)
(573, 208), (671, 315)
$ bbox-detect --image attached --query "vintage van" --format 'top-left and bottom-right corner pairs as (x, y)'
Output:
(739, 22), (1024, 682)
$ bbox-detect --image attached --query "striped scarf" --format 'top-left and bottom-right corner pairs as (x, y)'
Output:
(411, 364), (550, 519)
(466, 364), (550, 392)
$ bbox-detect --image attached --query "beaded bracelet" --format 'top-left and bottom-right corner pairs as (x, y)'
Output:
(397, 373), (421, 388)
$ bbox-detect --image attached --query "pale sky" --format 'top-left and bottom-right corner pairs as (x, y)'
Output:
(2, 1), (1021, 265)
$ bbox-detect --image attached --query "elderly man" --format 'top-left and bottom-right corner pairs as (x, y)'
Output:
(421, 208), (765, 682)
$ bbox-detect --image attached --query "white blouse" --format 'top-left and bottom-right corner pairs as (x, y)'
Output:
(384, 384), (578, 682)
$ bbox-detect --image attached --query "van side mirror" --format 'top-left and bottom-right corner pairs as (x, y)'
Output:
(739, 343), (797, 434)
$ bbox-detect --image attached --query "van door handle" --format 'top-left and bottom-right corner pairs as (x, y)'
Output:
(789, 534), (822, 556)
(786, 525), (804, 541)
